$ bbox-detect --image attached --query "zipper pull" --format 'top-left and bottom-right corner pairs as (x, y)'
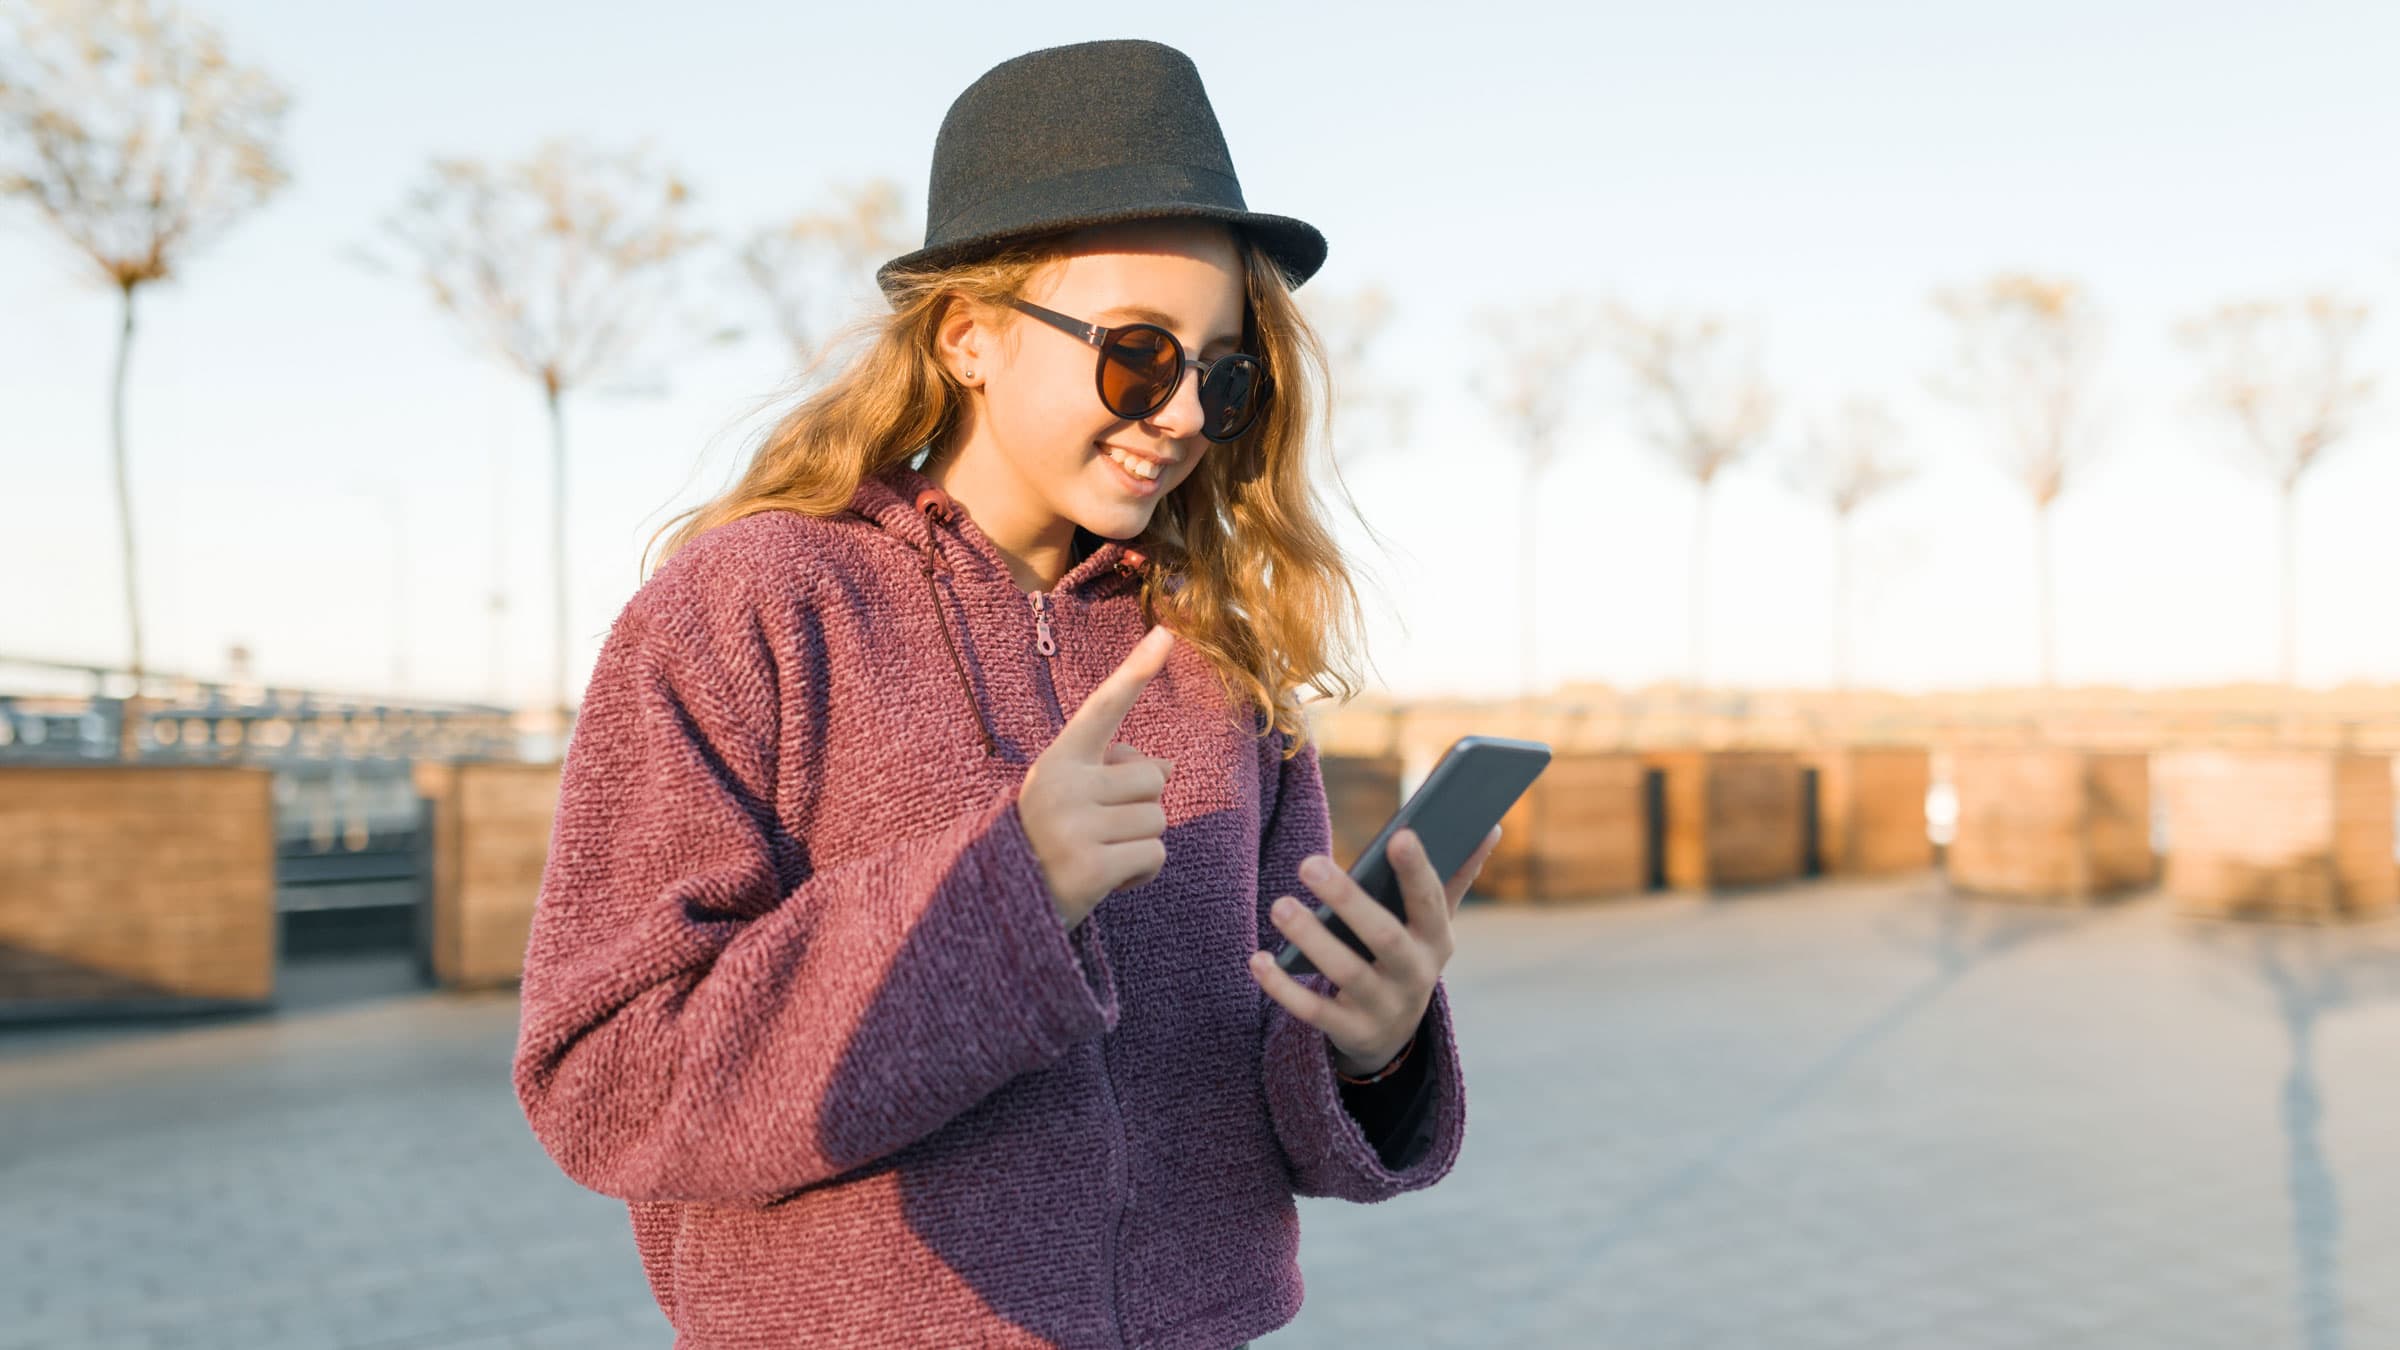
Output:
(1029, 590), (1057, 657)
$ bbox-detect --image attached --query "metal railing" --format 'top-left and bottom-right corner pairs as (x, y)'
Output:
(0, 652), (524, 764)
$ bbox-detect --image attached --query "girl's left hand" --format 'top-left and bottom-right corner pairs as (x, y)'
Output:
(1247, 824), (1502, 1076)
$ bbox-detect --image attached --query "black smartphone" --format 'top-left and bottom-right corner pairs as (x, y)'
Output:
(1272, 734), (1552, 978)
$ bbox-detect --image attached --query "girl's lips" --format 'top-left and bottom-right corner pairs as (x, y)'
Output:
(1101, 447), (1166, 496)
(1097, 442), (1178, 470)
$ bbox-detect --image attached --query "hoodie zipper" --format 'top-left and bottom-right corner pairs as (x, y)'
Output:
(1026, 588), (1073, 732)
(1093, 1006), (1130, 1346)
(1026, 583), (1130, 1347)
(1029, 589), (1058, 658)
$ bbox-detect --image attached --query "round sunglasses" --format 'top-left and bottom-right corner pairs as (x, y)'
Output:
(1003, 295), (1268, 443)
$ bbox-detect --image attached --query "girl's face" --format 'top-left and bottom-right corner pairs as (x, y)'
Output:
(947, 218), (1247, 541)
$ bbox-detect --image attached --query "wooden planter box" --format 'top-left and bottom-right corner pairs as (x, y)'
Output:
(0, 764), (276, 1015)
(1806, 746), (1933, 877)
(1479, 753), (1648, 901)
(2155, 750), (2396, 922)
(1641, 749), (1805, 890)
(1947, 749), (2152, 901)
(412, 760), (561, 988)
(1321, 753), (1403, 876)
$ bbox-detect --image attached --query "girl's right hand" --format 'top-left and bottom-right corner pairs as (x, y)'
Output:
(1017, 625), (1178, 928)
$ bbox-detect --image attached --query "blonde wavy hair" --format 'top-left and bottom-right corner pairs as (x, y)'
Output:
(641, 226), (1375, 759)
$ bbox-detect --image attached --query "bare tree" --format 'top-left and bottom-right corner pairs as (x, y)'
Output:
(0, 0), (292, 757)
(339, 474), (411, 695)
(1786, 397), (1913, 690)
(1930, 273), (2108, 688)
(2175, 294), (2375, 685)
(356, 137), (733, 737)
(1470, 296), (1602, 700)
(734, 177), (910, 384)
(1599, 302), (1775, 692)
(1301, 282), (1412, 465)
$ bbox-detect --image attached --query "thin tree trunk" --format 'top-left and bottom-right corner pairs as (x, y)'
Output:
(488, 421), (509, 705)
(1690, 481), (1711, 692)
(111, 282), (146, 760)
(2279, 481), (2297, 687)
(387, 497), (409, 694)
(546, 375), (570, 742)
(1519, 458), (1538, 701)
(1834, 509), (1853, 692)
(2036, 500), (2056, 688)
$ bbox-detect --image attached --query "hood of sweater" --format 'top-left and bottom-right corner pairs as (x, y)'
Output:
(845, 459), (1162, 759)
(843, 459), (1154, 597)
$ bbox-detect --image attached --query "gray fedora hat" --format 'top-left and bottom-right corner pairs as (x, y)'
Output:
(875, 38), (1328, 302)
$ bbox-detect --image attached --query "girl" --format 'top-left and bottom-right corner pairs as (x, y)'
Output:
(512, 38), (1493, 1349)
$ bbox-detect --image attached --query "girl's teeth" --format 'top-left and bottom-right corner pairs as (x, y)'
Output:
(1107, 448), (1160, 481)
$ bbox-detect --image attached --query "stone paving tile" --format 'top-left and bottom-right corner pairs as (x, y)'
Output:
(4, 876), (2398, 1349)
(1274, 878), (2400, 1349)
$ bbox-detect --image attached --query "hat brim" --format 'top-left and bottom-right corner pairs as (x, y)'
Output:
(875, 203), (1327, 303)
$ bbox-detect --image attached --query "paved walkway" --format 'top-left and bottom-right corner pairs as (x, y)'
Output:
(5, 877), (2397, 1349)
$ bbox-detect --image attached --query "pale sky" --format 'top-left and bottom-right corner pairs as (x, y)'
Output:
(6, 0), (2398, 707)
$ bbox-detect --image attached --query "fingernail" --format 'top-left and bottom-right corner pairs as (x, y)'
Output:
(1273, 896), (1296, 918)
(1301, 856), (1328, 881)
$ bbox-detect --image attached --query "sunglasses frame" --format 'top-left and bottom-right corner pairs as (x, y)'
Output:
(1002, 295), (1269, 443)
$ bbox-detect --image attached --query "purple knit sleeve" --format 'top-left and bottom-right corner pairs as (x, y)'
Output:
(512, 564), (1117, 1208)
(1256, 729), (1467, 1203)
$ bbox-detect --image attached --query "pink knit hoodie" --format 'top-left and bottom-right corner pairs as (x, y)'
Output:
(512, 460), (1467, 1348)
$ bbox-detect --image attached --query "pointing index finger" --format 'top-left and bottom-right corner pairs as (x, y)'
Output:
(1054, 625), (1175, 760)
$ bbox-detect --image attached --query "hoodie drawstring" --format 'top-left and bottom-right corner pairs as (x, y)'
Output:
(907, 482), (1003, 759)
(912, 492), (1003, 758)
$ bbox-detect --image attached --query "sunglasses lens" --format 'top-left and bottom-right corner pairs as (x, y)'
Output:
(1201, 357), (1263, 440)
(1100, 328), (1179, 418)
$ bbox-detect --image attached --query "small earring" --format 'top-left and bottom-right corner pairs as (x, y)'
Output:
(962, 367), (977, 381)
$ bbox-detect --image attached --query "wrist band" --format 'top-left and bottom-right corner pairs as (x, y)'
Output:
(1334, 1032), (1415, 1085)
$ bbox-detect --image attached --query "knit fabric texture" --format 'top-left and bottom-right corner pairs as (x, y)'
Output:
(511, 460), (1468, 1348)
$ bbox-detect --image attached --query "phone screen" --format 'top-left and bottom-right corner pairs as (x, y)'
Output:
(1271, 734), (1551, 978)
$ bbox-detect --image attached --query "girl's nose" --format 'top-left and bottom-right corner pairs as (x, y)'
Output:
(1143, 361), (1208, 441)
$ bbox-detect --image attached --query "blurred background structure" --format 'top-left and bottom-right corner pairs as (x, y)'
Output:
(4, 2), (2399, 1348)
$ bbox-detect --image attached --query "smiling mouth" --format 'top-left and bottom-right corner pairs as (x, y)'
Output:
(1098, 443), (1173, 482)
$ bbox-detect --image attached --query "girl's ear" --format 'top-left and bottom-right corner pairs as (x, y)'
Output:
(932, 292), (990, 380)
